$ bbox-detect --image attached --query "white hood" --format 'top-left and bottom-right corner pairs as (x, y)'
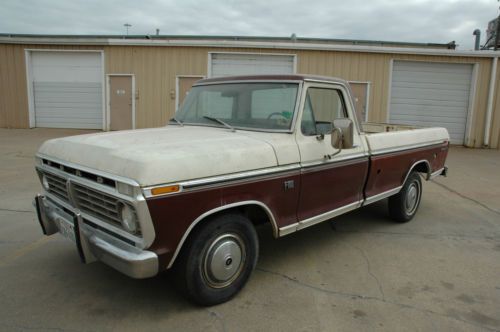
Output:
(37, 126), (280, 186)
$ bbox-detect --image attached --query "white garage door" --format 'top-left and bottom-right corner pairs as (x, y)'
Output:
(389, 61), (473, 144)
(210, 53), (295, 77)
(31, 52), (103, 129)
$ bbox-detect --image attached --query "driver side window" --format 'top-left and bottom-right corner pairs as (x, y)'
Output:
(301, 87), (347, 136)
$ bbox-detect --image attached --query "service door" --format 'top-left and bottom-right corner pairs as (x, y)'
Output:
(109, 75), (133, 131)
(295, 83), (369, 228)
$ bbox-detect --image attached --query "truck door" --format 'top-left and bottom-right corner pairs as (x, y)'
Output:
(295, 82), (369, 228)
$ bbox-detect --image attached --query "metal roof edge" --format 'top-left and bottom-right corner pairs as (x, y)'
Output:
(0, 36), (498, 58)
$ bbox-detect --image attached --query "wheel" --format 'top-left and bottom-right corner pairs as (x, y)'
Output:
(388, 171), (422, 223)
(174, 213), (259, 306)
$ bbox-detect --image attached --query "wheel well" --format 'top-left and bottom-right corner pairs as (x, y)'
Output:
(204, 204), (274, 233)
(168, 203), (276, 269)
(410, 161), (431, 180)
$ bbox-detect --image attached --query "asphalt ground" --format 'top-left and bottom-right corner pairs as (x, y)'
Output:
(0, 128), (499, 331)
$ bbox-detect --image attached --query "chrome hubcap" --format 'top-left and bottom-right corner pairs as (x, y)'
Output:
(203, 234), (245, 288)
(405, 182), (420, 215)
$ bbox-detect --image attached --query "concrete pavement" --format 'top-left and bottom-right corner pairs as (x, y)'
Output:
(0, 129), (499, 331)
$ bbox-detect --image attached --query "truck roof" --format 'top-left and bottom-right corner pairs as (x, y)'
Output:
(196, 74), (348, 86)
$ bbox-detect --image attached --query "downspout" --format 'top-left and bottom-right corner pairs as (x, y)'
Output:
(484, 56), (498, 147)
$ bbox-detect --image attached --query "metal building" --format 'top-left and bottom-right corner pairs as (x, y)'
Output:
(0, 34), (499, 148)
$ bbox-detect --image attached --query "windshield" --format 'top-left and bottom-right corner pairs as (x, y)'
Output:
(175, 83), (299, 131)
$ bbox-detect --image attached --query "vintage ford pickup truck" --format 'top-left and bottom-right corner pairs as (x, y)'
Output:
(34, 74), (449, 305)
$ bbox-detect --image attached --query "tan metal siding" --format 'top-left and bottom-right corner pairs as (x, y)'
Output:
(296, 51), (492, 147)
(0, 44), (29, 128)
(490, 63), (500, 149)
(0, 44), (104, 129)
(0, 42), (497, 148)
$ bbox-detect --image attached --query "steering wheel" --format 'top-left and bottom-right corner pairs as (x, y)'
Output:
(267, 112), (287, 120)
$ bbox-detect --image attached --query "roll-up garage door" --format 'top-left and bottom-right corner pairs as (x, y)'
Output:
(210, 53), (295, 77)
(389, 61), (473, 144)
(31, 51), (103, 129)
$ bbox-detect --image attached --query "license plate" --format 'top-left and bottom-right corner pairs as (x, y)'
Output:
(55, 217), (76, 243)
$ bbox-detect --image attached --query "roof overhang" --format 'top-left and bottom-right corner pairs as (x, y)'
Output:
(0, 36), (498, 58)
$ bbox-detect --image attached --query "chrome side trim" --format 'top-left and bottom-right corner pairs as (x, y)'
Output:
(277, 200), (363, 236)
(301, 155), (368, 172)
(166, 200), (278, 269)
(143, 164), (301, 198)
(370, 140), (447, 156)
(144, 154), (369, 198)
(278, 223), (297, 237)
(363, 186), (402, 206)
(297, 200), (362, 230)
(403, 159), (431, 183)
(429, 167), (446, 179)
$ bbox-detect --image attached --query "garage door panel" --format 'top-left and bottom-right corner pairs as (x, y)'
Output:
(35, 109), (102, 118)
(392, 82), (470, 92)
(393, 61), (472, 72)
(391, 113), (467, 124)
(391, 98), (468, 108)
(391, 87), (470, 100)
(34, 121), (102, 129)
(390, 104), (470, 115)
(31, 52), (103, 129)
(390, 61), (472, 144)
(392, 72), (471, 85)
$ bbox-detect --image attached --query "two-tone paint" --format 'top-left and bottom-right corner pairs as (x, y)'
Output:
(33, 74), (450, 278)
(145, 141), (448, 271)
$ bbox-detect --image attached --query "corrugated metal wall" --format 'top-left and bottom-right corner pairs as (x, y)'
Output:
(491, 62), (500, 148)
(0, 42), (498, 148)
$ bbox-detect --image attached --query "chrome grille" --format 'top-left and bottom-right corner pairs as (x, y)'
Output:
(72, 183), (122, 226)
(44, 172), (69, 202)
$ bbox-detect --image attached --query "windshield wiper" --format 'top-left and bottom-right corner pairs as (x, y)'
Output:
(203, 116), (235, 132)
(169, 117), (183, 126)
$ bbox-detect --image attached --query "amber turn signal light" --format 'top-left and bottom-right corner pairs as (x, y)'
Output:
(151, 185), (180, 196)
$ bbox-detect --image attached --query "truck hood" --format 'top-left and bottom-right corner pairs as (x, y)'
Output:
(37, 126), (280, 186)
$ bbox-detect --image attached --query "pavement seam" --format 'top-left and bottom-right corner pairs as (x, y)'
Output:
(0, 323), (82, 332)
(351, 244), (386, 301)
(431, 180), (500, 216)
(0, 207), (34, 213)
(256, 267), (499, 332)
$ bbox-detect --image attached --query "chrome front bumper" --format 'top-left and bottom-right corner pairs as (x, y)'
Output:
(34, 194), (158, 279)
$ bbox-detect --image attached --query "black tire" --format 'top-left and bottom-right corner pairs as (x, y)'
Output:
(388, 172), (423, 223)
(174, 213), (259, 306)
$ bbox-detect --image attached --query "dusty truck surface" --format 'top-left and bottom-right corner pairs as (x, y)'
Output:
(34, 74), (449, 305)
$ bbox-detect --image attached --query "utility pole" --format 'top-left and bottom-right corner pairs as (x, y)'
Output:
(124, 23), (132, 35)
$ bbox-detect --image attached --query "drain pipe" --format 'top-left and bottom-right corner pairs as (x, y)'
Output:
(484, 56), (498, 147)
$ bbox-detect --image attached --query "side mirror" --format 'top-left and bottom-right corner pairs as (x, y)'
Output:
(331, 118), (354, 149)
(331, 127), (343, 149)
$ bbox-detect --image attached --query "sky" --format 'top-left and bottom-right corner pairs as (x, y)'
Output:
(0, 0), (497, 50)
